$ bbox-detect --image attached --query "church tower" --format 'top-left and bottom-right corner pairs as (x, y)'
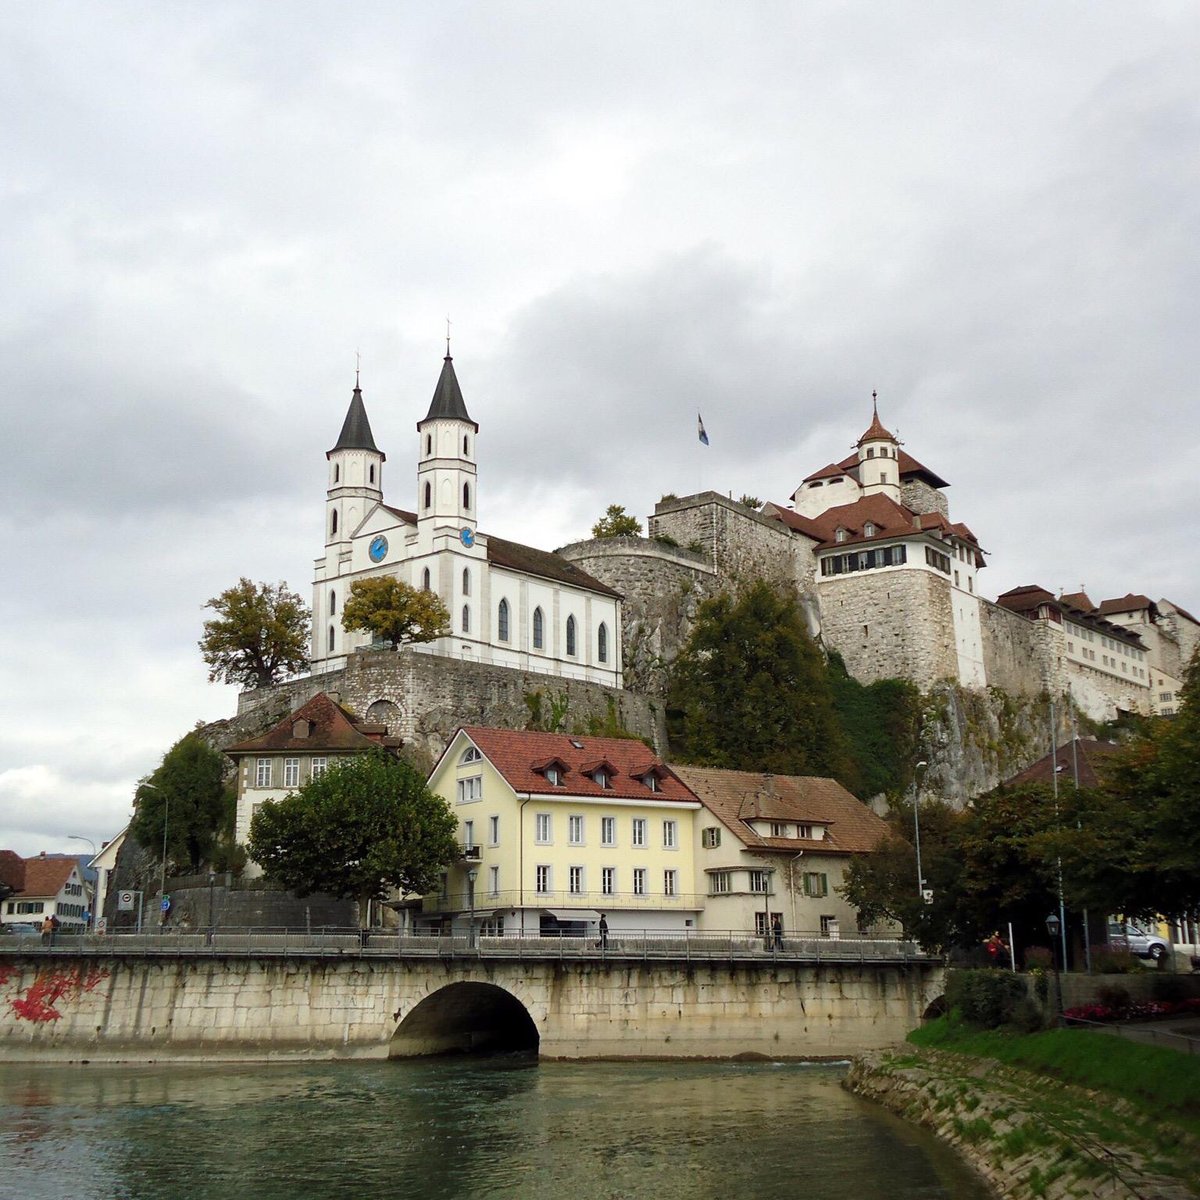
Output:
(856, 393), (901, 502)
(416, 352), (479, 543)
(326, 376), (385, 553)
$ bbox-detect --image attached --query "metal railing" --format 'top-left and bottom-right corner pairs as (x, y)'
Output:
(0, 927), (936, 964)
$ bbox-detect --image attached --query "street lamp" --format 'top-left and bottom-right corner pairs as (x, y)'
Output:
(912, 762), (929, 900)
(1045, 912), (1064, 1024)
(68, 836), (96, 932)
(207, 870), (217, 943)
(467, 868), (478, 949)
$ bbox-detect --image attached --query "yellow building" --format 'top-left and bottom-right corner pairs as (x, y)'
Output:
(423, 728), (702, 937)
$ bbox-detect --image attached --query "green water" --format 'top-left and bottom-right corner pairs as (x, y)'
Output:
(0, 1058), (990, 1200)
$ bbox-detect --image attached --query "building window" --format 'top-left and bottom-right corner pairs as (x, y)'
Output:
(457, 776), (482, 804)
(333, 464), (340, 483)
(569, 866), (583, 895)
(709, 871), (731, 895)
(820, 915), (840, 938)
(255, 758), (271, 788)
(797, 824), (813, 840)
(662, 820), (677, 849)
(327, 625), (335, 653)
(498, 598), (510, 642)
(770, 821), (788, 837)
(463, 820), (475, 849)
(426, 434), (432, 455)
(535, 865), (551, 895)
(463, 482), (471, 510)
(462, 568), (470, 597)
(602, 867), (615, 896)
(632, 818), (646, 847)
(329, 590), (336, 615)
(311, 757), (327, 778)
(569, 815), (584, 845)
(702, 827), (721, 849)
(803, 872), (829, 898)
(462, 605), (470, 633)
(593, 768), (611, 789)
(422, 567), (431, 591)
(633, 868), (646, 896)
(566, 615), (577, 657)
(488, 865), (499, 896)
(544, 765), (563, 786)
(598, 622), (608, 663)
(283, 758), (299, 788)
(663, 869), (677, 897)
(749, 870), (771, 894)
(369, 463), (375, 484)
(535, 813), (552, 844)
(533, 607), (544, 650)
(460, 746), (482, 764)
(424, 481), (432, 509)
(488, 815), (499, 844)
(601, 816), (616, 846)
(330, 510), (338, 536)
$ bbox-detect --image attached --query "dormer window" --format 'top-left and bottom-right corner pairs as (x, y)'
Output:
(634, 766), (665, 792)
(546, 766), (562, 786)
(594, 770), (610, 789)
(835, 528), (848, 543)
(581, 759), (616, 789)
(292, 719), (311, 739)
(534, 757), (568, 786)
(863, 522), (876, 537)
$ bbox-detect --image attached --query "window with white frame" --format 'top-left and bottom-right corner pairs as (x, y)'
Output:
(535, 865), (551, 894)
(662, 819), (677, 849)
(601, 816), (616, 846)
(488, 815), (499, 845)
(535, 813), (552, 844)
(749, 870), (771, 894)
(457, 776), (482, 804)
(709, 871), (731, 895)
(460, 746), (482, 764)
(632, 818), (646, 847)
(633, 867), (646, 896)
(569, 866), (583, 895)
(803, 872), (829, 898)
(488, 865), (499, 896)
(702, 827), (721, 849)
(602, 867), (615, 895)
(255, 758), (271, 788)
(663, 869), (677, 897)
(568, 815), (584, 845)
(311, 756), (327, 779)
(283, 758), (299, 788)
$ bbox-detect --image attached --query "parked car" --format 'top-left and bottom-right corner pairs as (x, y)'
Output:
(0, 922), (41, 937)
(1107, 920), (1171, 961)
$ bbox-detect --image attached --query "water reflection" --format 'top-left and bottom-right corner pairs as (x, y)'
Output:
(0, 1059), (990, 1200)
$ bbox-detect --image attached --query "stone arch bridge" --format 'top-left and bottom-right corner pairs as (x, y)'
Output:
(0, 940), (942, 1061)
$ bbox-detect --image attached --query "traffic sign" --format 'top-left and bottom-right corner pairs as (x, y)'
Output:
(161, 895), (171, 913)
(118, 890), (135, 911)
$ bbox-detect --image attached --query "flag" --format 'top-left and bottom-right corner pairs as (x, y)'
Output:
(697, 413), (709, 445)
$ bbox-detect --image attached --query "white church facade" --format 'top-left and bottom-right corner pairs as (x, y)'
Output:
(310, 353), (623, 688)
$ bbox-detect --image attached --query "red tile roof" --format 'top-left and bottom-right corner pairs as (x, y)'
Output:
(226, 692), (391, 754)
(856, 408), (898, 446)
(670, 766), (890, 855)
(1059, 591), (1095, 613)
(0, 850), (25, 893)
(762, 504), (825, 542)
(448, 728), (695, 804)
(1005, 739), (1122, 790)
(1097, 594), (1153, 617)
(833, 448), (949, 490)
(18, 856), (78, 900)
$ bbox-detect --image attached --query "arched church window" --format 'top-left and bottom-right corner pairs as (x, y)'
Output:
(462, 568), (470, 597)
(463, 482), (471, 511)
(498, 598), (510, 642)
(327, 625), (335, 653)
(463, 435), (470, 455)
(333, 464), (340, 483)
(426, 434), (432, 456)
(566, 615), (577, 657)
(598, 622), (608, 663)
(533, 607), (544, 650)
(369, 464), (375, 484)
(330, 510), (338, 536)
(424, 481), (432, 509)
(329, 590), (336, 615)
(462, 605), (470, 634)
(422, 567), (431, 591)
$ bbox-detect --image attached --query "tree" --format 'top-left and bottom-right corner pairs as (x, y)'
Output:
(200, 578), (310, 689)
(130, 732), (232, 874)
(247, 751), (460, 926)
(667, 581), (852, 780)
(341, 577), (451, 648)
(591, 504), (642, 539)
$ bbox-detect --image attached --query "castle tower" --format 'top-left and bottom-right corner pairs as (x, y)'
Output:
(856, 393), (901, 502)
(326, 377), (385, 552)
(416, 352), (479, 543)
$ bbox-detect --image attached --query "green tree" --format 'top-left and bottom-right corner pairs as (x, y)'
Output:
(200, 578), (310, 689)
(667, 581), (852, 779)
(341, 577), (451, 648)
(591, 504), (643, 538)
(737, 495), (762, 510)
(247, 751), (460, 926)
(130, 732), (232, 874)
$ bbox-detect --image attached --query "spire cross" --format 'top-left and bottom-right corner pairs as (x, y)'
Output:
(355, 349), (361, 388)
(872, 389), (878, 416)
(445, 315), (452, 357)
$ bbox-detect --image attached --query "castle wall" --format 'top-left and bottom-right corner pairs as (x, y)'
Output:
(816, 567), (958, 688)
(900, 478), (949, 518)
(978, 601), (1061, 698)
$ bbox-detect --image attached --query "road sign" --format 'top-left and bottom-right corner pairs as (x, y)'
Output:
(118, 890), (135, 911)
(161, 895), (171, 913)
(95, 917), (108, 935)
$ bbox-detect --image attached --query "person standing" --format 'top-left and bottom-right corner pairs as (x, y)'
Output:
(40, 915), (54, 946)
(598, 913), (609, 950)
(771, 914), (783, 951)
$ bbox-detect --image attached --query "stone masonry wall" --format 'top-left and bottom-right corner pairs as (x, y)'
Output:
(899, 478), (949, 518)
(978, 600), (1061, 699)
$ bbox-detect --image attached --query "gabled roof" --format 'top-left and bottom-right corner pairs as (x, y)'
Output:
(997, 586), (1147, 647)
(801, 461), (852, 485)
(1097, 594), (1154, 618)
(419, 354), (477, 430)
(0, 850), (25, 893)
(329, 384), (383, 456)
(760, 504), (825, 543)
(1005, 738), (1122, 790)
(443, 728), (695, 804)
(670, 766), (889, 855)
(18, 855), (79, 900)
(225, 692), (393, 755)
(1060, 591), (1096, 613)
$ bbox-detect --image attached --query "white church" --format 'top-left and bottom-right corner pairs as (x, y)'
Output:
(310, 353), (623, 688)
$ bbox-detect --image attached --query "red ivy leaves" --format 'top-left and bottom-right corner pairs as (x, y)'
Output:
(8, 966), (109, 1022)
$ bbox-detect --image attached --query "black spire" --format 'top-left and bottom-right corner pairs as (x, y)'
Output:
(330, 382), (383, 456)
(420, 354), (477, 430)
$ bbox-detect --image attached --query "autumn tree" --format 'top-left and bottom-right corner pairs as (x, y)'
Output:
(248, 751), (460, 926)
(591, 504), (643, 538)
(341, 577), (451, 648)
(200, 578), (310, 689)
(130, 732), (233, 875)
(667, 581), (852, 780)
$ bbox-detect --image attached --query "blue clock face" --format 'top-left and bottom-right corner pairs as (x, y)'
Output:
(369, 535), (389, 563)
(460, 527), (475, 548)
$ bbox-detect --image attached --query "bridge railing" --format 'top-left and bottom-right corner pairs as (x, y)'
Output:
(0, 927), (935, 963)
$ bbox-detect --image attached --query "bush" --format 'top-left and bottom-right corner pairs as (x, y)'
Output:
(1023, 945), (1053, 972)
(945, 969), (1029, 1029)
(1092, 948), (1141, 974)
(1096, 984), (1132, 1017)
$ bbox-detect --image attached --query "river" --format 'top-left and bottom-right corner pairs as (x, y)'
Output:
(0, 1058), (990, 1200)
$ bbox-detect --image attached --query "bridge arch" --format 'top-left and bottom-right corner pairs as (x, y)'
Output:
(390, 981), (540, 1058)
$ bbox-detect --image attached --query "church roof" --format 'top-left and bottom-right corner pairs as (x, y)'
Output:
(225, 692), (394, 754)
(378, 506), (622, 599)
(420, 354), (477, 431)
(330, 384), (383, 456)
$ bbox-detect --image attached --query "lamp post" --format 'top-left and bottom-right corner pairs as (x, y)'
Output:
(912, 761), (929, 900)
(207, 870), (217, 944)
(1046, 912), (1064, 1024)
(467, 868), (478, 949)
(68, 836), (96, 932)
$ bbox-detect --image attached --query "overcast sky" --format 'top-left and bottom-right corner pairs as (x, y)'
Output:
(2, 3), (1197, 857)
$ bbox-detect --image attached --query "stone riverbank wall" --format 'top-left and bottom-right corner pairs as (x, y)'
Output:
(0, 952), (942, 1063)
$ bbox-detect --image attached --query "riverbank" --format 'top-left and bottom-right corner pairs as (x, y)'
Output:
(845, 1028), (1200, 1199)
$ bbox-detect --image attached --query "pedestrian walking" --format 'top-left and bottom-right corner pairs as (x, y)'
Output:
(41, 915), (54, 946)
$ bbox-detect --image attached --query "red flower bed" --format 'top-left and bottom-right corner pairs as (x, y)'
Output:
(1063, 996), (1200, 1023)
